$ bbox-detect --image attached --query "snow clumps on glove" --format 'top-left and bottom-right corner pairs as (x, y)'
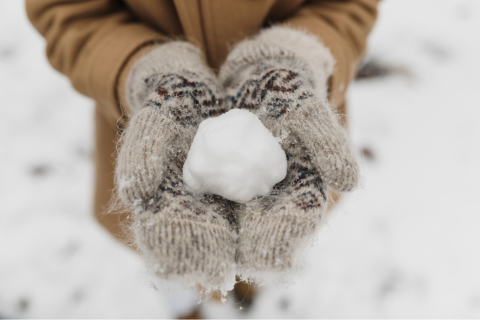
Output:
(183, 109), (287, 203)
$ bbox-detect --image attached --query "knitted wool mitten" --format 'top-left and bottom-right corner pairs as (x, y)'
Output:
(219, 27), (359, 275)
(116, 42), (237, 289)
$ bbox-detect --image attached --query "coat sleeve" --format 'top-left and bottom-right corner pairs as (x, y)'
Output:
(282, 0), (380, 113)
(25, 0), (166, 124)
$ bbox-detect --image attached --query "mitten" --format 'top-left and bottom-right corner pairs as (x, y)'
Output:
(219, 26), (359, 276)
(116, 42), (237, 289)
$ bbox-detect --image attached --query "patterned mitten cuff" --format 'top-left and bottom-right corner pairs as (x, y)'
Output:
(219, 26), (359, 192)
(125, 42), (218, 114)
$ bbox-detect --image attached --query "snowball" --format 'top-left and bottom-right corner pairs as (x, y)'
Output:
(183, 109), (287, 204)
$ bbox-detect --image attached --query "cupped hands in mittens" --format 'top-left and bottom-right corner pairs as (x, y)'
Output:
(115, 42), (237, 291)
(115, 27), (360, 288)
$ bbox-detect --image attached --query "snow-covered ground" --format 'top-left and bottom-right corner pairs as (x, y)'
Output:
(1, 0), (479, 318)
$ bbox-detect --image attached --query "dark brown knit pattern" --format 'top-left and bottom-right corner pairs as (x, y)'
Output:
(144, 71), (226, 127)
(229, 67), (314, 119)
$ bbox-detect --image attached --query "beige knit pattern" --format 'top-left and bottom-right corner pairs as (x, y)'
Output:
(219, 27), (359, 277)
(116, 42), (236, 290)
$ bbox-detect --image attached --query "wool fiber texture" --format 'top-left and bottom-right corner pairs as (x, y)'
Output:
(116, 42), (237, 291)
(219, 26), (359, 279)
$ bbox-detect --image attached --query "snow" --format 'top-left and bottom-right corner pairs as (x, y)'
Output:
(150, 278), (200, 316)
(183, 109), (287, 203)
(1, 0), (480, 318)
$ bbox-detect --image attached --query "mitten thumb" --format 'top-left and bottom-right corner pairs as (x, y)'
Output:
(287, 98), (359, 192)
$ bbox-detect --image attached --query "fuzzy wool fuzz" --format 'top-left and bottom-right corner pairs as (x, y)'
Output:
(219, 26), (359, 279)
(116, 42), (237, 291)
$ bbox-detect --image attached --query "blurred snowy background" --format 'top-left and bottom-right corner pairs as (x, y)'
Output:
(1, 0), (480, 318)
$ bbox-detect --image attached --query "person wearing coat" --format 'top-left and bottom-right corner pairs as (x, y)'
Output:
(26, 0), (379, 314)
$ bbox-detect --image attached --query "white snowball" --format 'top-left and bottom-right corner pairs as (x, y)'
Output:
(183, 109), (287, 204)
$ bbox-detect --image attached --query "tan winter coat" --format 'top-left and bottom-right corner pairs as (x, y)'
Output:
(26, 0), (379, 246)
